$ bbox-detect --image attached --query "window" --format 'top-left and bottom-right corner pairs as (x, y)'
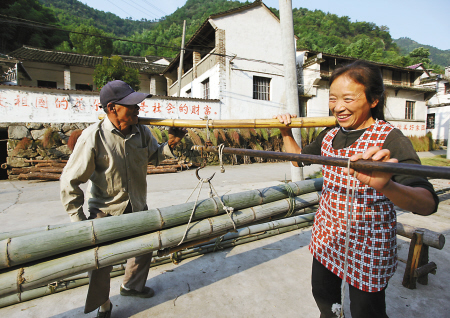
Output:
(427, 113), (435, 129)
(202, 78), (209, 99)
(445, 82), (450, 94)
(75, 84), (93, 91)
(405, 101), (415, 120)
(37, 80), (57, 88)
(253, 76), (270, 101)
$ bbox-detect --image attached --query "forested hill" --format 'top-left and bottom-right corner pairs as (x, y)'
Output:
(38, 0), (155, 37)
(394, 37), (450, 68)
(2, 0), (448, 71)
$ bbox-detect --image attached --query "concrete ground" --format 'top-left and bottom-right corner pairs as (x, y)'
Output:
(0, 154), (449, 318)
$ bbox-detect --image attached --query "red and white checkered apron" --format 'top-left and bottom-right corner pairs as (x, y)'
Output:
(309, 120), (397, 292)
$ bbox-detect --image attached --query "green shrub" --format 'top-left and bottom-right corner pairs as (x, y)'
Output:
(408, 134), (433, 152)
(260, 128), (269, 141)
(162, 129), (169, 142)
(270, 128), (281, 137)
(151, 128), (163, 143)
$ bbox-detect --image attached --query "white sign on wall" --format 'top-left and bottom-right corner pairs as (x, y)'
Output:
(0, 88), (220, 123)
(388, 120), (426, 137)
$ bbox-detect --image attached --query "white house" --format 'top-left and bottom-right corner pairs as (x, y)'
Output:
(297, 52), (435, 137)
(163, 1), (297, 119)
(3, 46), (171, 95)
(420, 66), (450, 144)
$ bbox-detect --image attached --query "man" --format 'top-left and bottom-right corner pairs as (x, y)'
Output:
(60, 80), (186, 318)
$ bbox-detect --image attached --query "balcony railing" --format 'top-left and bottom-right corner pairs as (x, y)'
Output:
(168, 52), (217, 96)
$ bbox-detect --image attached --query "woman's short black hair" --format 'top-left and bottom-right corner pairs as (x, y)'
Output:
(329, 60), (385, 121)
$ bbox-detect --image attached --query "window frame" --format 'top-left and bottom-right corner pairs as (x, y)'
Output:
(202, 78), (209, 99)
(405, 100), (415, 120)
(426, 113), (435, 129)
(253, 75), (271, 101)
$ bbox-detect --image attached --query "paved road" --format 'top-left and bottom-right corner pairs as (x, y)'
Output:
(0, 159), (449, 317)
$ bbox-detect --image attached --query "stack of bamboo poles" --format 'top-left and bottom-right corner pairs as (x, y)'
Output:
(0, 210), (318, 308)
(0, 178), (323, 305)
(1, 159), (68, 181)
(147, 158), (200, 174)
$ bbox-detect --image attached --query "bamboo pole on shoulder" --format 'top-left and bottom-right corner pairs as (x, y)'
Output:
(0, 179), (323, 269)
(97, 114), (337, 129)
(0, 192), (320, 298)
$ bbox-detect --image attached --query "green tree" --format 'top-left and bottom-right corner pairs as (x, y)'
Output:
(93, 56), (140, 91)
(408, 47), (431, 65)
(1, 0), (67, 53)
(69, 25), (113, 56)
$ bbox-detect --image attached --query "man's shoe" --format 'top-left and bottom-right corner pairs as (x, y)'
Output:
(120, 286), (155, 298)
(96, 302), (112, 318)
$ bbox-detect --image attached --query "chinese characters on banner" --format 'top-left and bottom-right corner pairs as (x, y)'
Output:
(392, 122), (426, 135)
(0, 89), (220, 122)
(138, 100), (218, 119)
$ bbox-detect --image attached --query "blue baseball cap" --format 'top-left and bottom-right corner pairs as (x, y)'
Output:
(100, 80), (151, 108)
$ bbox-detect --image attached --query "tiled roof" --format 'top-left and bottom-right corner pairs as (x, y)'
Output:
(408, 63), (423, 69)
(8, 46), (168, 74)
(305, 50), (425, 73)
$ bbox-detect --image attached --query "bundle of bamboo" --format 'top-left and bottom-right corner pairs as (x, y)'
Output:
(0, 178), (322, 268)
(0, 211), (317, 308)
(0, 180), (322, 298)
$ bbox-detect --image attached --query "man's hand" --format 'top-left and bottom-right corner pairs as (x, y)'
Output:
(168, 127), (188, 149)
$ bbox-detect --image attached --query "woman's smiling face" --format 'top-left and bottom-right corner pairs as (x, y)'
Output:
(329, 75), (378, 130)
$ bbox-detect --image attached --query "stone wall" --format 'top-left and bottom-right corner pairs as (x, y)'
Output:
(5, 122), (92, 170)
(2, 122), (291, 180)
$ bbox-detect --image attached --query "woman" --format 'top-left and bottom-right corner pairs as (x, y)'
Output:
(275, 61), (438, 318)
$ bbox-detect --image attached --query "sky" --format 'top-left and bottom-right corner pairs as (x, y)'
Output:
(81, 0), (450, 51)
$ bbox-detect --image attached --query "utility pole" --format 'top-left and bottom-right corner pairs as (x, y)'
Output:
(279, 0), (303, 181)
(177, 20), (187, 97)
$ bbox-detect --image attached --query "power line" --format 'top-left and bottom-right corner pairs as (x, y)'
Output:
(141, 0), (167, 17)
(122, 0), (160, 20)
(105, 0), (134, 19)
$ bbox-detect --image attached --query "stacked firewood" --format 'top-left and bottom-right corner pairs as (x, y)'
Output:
(2, 159), (199, 181)
(6, 159), (67, 181)
(147, 158), (200, 174)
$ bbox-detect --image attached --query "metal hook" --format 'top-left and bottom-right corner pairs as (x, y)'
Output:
(195, 165), (215, 182)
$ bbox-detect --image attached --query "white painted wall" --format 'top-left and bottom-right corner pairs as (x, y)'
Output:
(215, 6), (290, 119)
(427, 79), (450, 106)
(172, 5), (293, 120)
(0, 86), (220, 123)
(426, 106), (450, 141)
(426, 77), (450, 141)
